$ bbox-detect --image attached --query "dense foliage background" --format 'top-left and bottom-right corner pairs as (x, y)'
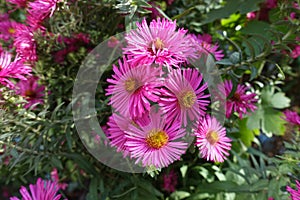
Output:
(0, 0), (299, 199)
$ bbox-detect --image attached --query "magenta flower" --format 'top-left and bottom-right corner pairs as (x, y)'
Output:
(106, 57), (162, 118)
(125, 109), (188, 168)
(0, 51), (32, 88)
(291, 45), (300, 58)
(123, 18), (194, 68)
(246, 12), (257, 20)
(9, 178), (64, 200)
(15, 76), (45, 109)
(162, 169), (178, 193)
(189, 34), (224, 61)
(159, 68), (210, 127)
(283, 110), (300, 126)
(51, 168), (68, 190)
(222, 80), (257, 119)
(13, 25), (37, 61)
(194, 115), (232, 162)
(0, 19), (22, 41)
(107, 112), (150, 156)
(286, 180), (300, 200)
(6, 0), (28, 8)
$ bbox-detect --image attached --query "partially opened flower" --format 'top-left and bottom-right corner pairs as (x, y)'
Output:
(125, 108), (188, 168)
(106, 56), (162, 118)
(194, 115), (231, 162)
(9, 178), (64, 200)
(15, 76), (45, 109)
(123, 18), (194, 68)
(159, 68), (210, 127)
(286, 180), (300, 200)
(0, 51), (32, 88)
(222, 80), (257, 119)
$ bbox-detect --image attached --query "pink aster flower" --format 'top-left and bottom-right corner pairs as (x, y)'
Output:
(0, 19), (22, 41)
(222, 80), (257, 119)
(286, 180), (300, 200)
(51, 168), (68, 190)
(194, 115), (232, 162)
(159, 68), (210, 127)
(162, 169), (178, 193)
(13, 25), (37, 61)
(9, 178), (64, 200)
(283, 110), (300, 126)
(189, 34), (224, 61)
(291, 45), (300, 58)
(0, 51), (31, 88)
(123, 18), (194, 68)
(107, 112), (150, 156)
(125, 108), (188, 168)
(106, 56), (162, 118)
(6, 0), (28, 8)
(15, 76), (45, 109)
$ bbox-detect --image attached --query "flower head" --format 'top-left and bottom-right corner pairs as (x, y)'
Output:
(123, 18), (194, 68)
(162, 169), (178, 193)
(125, 108), (188, 168)
(0, 19), (22, 41)
(106, 56), (162, 118)
(194, 115), (231, 162)
(9, 178), (64, 200)
(159, 68), (210, 127)
(15, 76), (45, 109)
(0, 51), (32, 88)
(286, 180), (300, 200)
(222, 80), (257, 119)
(283, 110), (300, 127)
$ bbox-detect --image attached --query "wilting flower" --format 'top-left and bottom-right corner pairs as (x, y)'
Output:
(286, 180), (300, 200)
(189, 33), (224, 61)
(15, 76), (45, 109)
(283, 110), (300, 126)
(6, 0), (28, 8)
(123, 18), (194, 68)
(51, 168), (68, 190)
(162, 169), (178, 193)
(0, 51), (31, 88)
(194, 115), (231, 162)
(9, 178), (64, 200)
(159, 68), (210, 127)
(107, 112), (150, 156)
(13, 25), (37, 61)
(222, 80), (257, 119)
(125, 108), (188, 168)
(106, 56), (162, 118)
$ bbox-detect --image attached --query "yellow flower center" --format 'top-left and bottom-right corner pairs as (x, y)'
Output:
(124, 78), (138, 92)
(179, 90), (196, 108)
(146, 129), (169, 149)
(8, 28), (15, 34)
(206, 130), (219, 145)
(25, 90), (36, 98)
(153, 38), (164, 50)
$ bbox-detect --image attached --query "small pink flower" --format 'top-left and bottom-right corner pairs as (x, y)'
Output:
(6, 0), (28, 8)
(51, 168), (68, 190)
(125, 108), (188, 168)
(291, 45), (300, 58)
(265, 0), (277, 9)
(283, 110), (300, 126)
(0, 19), (23, 41)
(9, 178), (64, 200)
(194, 115), (232, 162)
(162, 169), (178, 193)
(222, 80), (257, 119)
(15, 76), (45, 109)
(246, 12), (257, 20)
(286, 180), (300, 200)
(0, 51), (32, 88)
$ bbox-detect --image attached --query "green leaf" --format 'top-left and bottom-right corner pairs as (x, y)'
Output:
(241, 21), (271, 37)
(86, 177), (99, 200)
(239, 118), (255, 147)
(170, 191), (191, 200)
(180, 165), (188, 178)
(262, 108), (286, 136)
(270, 92), (290, 109)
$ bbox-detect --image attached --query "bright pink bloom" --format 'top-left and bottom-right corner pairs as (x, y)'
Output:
(51, 168), (68, 190)
(9, 178), (64, 200)
(265, 0), (277, 9)
(162, 169), (178, 193)
(13, 25), (37, 61)
(125, 108), (188, 168)
(291, 45), (300, 58)
(246, 12), (257, 20)
(0, 51), (31, 88)
(15, 76), (45, 109)
(106, 57), (162, 118)
(194, 115), (231, 162)
(0, 19), (22, 41)
(123, 18), (194, 68)
(107, 112), (150, 156)
(286, 180), (300, 200)
(189, 34), (224, 61)
(159, 68), (210, 127)
(222, 80), (257, 119)
(6, 0), (28, 8)
(283, 110), (300, 126)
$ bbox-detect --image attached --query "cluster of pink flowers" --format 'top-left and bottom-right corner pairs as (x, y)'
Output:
(105, 18), (233, 169)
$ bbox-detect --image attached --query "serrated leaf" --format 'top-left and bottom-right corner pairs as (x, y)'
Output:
(270, 92), (290, 109)
(239, 118), (255, 147)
